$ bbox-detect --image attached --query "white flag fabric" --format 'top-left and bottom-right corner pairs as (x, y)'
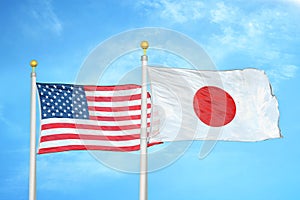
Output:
(148, 67), (281, 142)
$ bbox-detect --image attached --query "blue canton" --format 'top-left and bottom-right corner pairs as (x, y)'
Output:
(37, 83), (89, 119)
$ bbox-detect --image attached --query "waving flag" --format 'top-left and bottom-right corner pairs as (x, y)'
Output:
(148, 67), (281, 142)
(36, 83), (160, 154)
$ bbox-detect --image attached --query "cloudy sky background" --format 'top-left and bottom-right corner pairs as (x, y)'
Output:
(1, 0), (300, 199)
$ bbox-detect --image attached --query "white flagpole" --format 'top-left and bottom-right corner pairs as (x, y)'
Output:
(29, 60), (38, 200)
(139, 41), (149, 200)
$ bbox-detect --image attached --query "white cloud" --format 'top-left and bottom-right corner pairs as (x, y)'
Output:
(266, 64), (298, 92)
(133, 0), (300, 91)
(284, 0), (300, 6)
(30, 0), (63, 35)
(281, 65), (298, 79)
(136, 1), (296, 65)
(268, 65), (298, 80)
(136, 0), (205, 23)
(206, 2), (299, 66)
(210, 2), (239, 24)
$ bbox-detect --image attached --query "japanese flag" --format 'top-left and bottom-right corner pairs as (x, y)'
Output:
(148, 67), (281, 142)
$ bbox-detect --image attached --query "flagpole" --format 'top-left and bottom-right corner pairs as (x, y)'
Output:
(29, 60), (38, 200)
(139, 41), (149, 200)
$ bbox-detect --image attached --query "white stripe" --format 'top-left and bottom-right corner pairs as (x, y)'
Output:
(40, 118), (151, 136)
(39, 138), (141, 149)
(41, 118), (150, 128)
(41, 118), (149, 126)
(87, 99), (151, 107)
(40, 128), (148, 136)
(84, 88), (141, 97)
(89, 109), (151, 117)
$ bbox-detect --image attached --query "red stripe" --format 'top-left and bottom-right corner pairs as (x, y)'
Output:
(86, 93), (150, 102)
(88, 103), (151, 112)
(38, 145), (140, 154)
(147, 141), (164, 147)
(89, 113), (151, 121)
(84, 84), (141, 91)
(40, 133), (141, 142)
(38, 142), (163, 154)
(41, 122), (151, 131)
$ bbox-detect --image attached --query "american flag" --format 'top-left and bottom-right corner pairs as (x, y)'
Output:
(36, 83), (161, 154)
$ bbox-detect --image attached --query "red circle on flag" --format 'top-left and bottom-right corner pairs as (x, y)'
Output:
(193, 86), (236, 127)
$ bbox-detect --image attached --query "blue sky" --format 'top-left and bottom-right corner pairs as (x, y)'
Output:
(1, 0), (300, 199)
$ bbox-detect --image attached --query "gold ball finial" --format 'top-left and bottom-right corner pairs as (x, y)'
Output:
(140, 41), (149, 50)
(30, 60), (38, 68)
(140, 41), (149, 55)
(30, 60), (38, 73)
